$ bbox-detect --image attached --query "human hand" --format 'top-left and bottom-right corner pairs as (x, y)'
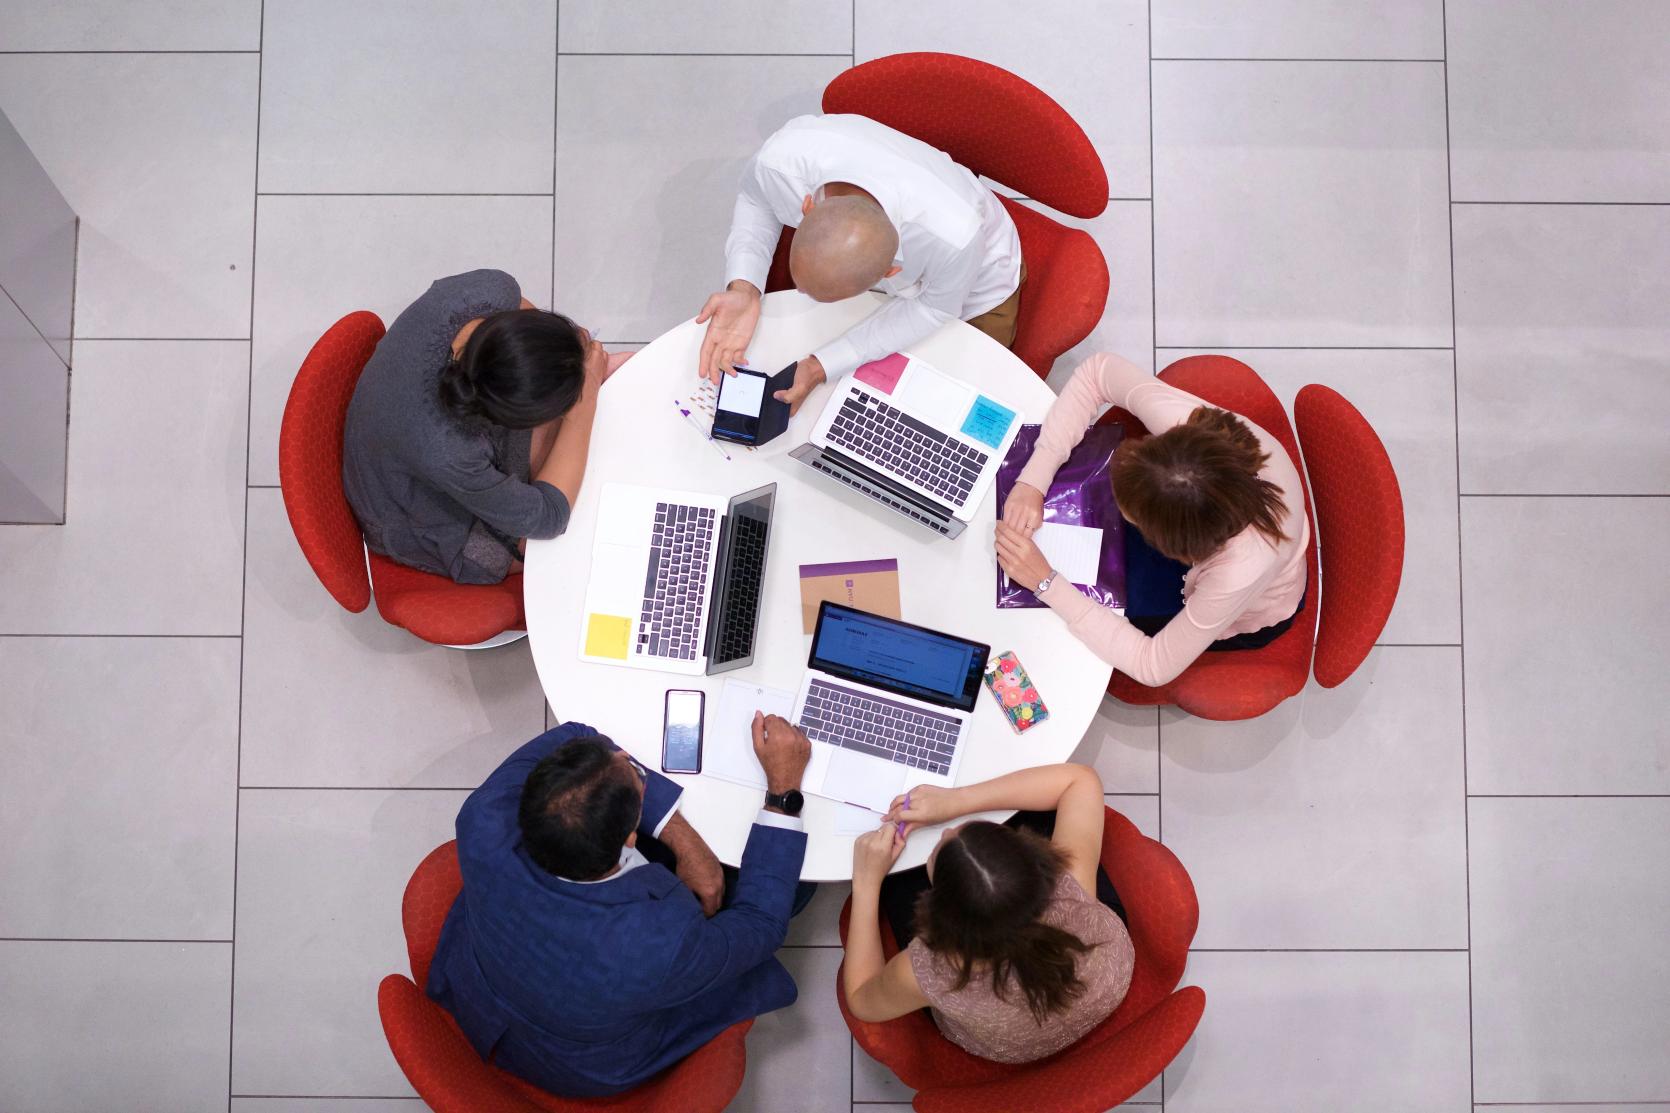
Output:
(675, 838), (726, 918)
(995, 521), (1054, 591)
(580, 327), (611, 396)
(772, 355), (827, 416)
(1003, 482), (1045, 536)
(852, 823), (907, 890)
(751, 711), (811, 795)
(695, 281), (762, 385)
(883, 784), (959, 837)
(605, 349), (635, 377)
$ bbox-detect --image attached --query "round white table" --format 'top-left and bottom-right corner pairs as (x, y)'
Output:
(525, 291), (1112, 880)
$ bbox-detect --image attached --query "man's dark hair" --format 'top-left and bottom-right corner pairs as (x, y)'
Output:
(517, 736), (641, 880)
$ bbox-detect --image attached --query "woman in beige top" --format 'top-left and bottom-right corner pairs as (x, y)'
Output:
(842, 763), (1134, 1064)
(993, 351), (1310, 687)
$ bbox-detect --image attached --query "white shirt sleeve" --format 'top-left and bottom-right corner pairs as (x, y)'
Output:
(812, 233), (983, 379)
(753, 808), (806, 833)
(724, 160), (790, 295)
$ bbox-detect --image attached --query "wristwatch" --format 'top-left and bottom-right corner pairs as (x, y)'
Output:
(764, 788), (805, 817)
(1036, 570), (1059, 595)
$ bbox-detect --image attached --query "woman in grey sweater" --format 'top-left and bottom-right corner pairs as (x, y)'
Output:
(342, 269), (627, 584)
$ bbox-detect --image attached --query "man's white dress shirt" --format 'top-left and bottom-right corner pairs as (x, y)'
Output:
(723, 114), (1023, 379)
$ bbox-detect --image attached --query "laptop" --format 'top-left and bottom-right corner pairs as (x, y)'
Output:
(578, 482), (775, 676)
(791, 601), (991, 812)
(790, 353), (1022, 539)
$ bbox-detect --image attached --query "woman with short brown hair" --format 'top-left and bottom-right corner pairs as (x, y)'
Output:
(994, 352), (1309, 686)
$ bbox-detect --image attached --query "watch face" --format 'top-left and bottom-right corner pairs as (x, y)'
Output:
(782, 789), (805, 815)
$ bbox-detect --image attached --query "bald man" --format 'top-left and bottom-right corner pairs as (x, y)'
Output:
(696, 114), (1023, 413)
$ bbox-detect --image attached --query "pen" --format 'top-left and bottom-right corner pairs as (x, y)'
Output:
(896, 791), (911, 839)
(674, 399), (733, 462)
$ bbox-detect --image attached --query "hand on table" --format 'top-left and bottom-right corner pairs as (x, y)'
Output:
(580, 327), (617, 397)
(883, 784), (959, 838)
(695, 280), (762, 384)
(1002, 482), (1045, 536)
(773, 356), (826, 416)
(752, 711), (811, 796)
(852, 823), (908, 890)
(995, 521), (1054, 592)
(605, 349), (636, 376)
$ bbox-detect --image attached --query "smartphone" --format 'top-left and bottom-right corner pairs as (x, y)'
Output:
(711, 367), (771, 445)
(983, 651), (1050, 734)
(661, 689), (705, 774)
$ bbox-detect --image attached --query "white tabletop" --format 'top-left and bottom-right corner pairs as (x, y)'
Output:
(525, 291), (1112, 881)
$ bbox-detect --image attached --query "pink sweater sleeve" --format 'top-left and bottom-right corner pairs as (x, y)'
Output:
(1016, 353), (1156, 493)
(1036, 565), (1269, 687)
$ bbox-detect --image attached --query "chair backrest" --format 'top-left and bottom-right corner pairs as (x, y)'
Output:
(1097, 809), (1198, 1025)
(402, 840), (463, 989)
(1294, 385), (1404, 688)
(278, 311), (386, 613)
(823, 53), (1109, 218)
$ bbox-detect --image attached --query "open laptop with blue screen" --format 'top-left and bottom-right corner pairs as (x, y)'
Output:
(791, 601), (990, 812)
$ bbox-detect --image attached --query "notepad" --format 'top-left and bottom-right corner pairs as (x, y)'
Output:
(704, 679), (799, 790)
(835, 803), (887, 836)
(583, 613), (631, 660)
(960, 395), (1016, 449)
(1034, 523), (1104, 585)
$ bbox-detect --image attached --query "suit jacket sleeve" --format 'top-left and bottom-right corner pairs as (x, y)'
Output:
(655, 821), (807, 1006)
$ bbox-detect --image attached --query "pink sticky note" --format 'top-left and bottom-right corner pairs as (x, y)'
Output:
(855, 353), (909, 394)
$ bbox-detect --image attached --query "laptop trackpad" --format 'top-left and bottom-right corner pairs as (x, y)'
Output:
(823, 748), (906, 813)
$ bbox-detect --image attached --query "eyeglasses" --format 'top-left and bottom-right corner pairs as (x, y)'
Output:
(622, 753), (649, 784)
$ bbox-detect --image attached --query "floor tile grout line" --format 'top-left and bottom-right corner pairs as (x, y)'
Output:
(0, 937), (233, 944)
(0, 633), (243, 638)
(1452, 199), (1670, 206)
(1459, 492), (1668, 499)
(555, 51), (852, 57)
(1188, 947), (1471, 953)
(258, 191), (554, 197)
(1153, 56), (1445, 63)
(1146, 10), (1164, 1109)
(1156, 344), (1455, 351)
(849, 0), (857, 1106)
(1438, 7), (1477, 1109)
(551, 1), (561, 310)
(228, 7), (264, 1109)
(0, 48), (261, 55)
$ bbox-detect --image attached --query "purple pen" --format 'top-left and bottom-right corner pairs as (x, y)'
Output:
(895, 792), (911, 838)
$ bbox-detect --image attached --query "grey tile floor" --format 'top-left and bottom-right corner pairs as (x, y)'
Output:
(1, 1), (1667, 1110)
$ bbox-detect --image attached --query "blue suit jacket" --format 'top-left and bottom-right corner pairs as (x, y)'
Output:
(427, 722), (806, 1097)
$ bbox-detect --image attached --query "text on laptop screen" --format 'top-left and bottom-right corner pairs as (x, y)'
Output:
(809, 604), (987, 712)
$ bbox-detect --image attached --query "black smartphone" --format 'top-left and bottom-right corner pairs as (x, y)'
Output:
(711, 367), (770, 445)
(661, 688), (705, 774)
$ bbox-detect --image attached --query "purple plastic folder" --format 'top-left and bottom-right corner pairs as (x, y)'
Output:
(994, 423), (1128, 609)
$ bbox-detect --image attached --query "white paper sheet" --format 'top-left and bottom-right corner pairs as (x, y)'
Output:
(835, 803), (888, 836)
(704, 679), (798, 790)
(1033, 522), (1104, 585)
(716, 370), (766, 416)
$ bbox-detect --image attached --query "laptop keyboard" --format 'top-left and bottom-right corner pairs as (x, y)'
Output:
(797, 680), (960, 776)
(827, 395), (989, 508)
(637, 503), (715, 661)
(713, 513), (769, 664)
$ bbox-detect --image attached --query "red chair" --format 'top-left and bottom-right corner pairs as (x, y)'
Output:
(377, 841), (752, 1113)
(763, 53), (1111, 382)
(277, 311), (527, 646)
(836, 807), (1205, 1112)
(1293, 385), (1404, 688)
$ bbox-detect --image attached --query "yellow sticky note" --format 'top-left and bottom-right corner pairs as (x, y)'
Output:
(584, 614), (631, 660)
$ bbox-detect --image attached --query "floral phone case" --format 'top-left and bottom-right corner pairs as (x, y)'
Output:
(983, 651), (1049, 734)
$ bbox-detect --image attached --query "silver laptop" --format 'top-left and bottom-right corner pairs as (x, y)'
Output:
(790, 354), (1021, 539)
(791, 602), (991, 812)
(578, 482), (775, 676)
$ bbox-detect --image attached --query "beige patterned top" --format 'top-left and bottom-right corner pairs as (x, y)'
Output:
(907, 872), (1134, 1064)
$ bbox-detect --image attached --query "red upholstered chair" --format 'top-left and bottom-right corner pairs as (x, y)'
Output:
(1294, 385), (1404, 687)
(278, 312), (527, 647)
(377, 841), (752, 1113)
(762, 53), (1111, 382)
(1102, 355), (1321, 720)
(836, 807), (1204, 1112)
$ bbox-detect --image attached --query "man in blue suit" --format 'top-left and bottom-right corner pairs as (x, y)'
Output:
(427, 710), (812, 1097)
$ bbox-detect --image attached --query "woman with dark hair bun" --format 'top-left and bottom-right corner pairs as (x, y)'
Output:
(841, 763), (1133, 1065)
(993, 351), (1310, 686)
(343, 269), (631, 585)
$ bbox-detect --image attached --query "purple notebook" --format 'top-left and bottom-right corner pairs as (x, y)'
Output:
(994, 423), (1128, 610)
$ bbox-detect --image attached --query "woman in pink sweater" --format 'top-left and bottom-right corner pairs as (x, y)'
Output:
(994, 352), (1309, 687)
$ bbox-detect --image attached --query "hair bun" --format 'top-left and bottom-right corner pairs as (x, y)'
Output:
(438, 356), (481, 415)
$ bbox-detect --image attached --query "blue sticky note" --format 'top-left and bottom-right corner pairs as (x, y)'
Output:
(960, 395), (1016, 448)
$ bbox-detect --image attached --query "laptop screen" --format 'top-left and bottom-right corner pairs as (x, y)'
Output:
(808, 603), (989, 712)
